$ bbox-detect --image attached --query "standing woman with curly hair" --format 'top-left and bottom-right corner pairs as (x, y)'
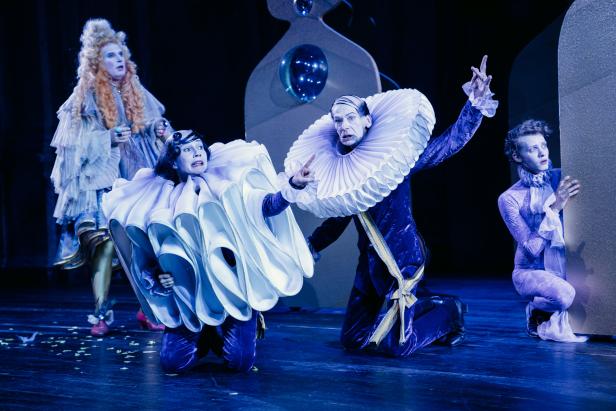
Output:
(50, 19), (171, 336)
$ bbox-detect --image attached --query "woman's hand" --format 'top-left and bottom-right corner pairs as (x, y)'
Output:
(155, 119), (169, 138)
(291, 154), (316, 189)
(110, 126), (131, 145)
(551, 176), (581, 212)
(158, 273), (175, 289)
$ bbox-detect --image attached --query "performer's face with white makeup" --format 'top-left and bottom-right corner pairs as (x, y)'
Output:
(175, 139), (208, 177)
(513, 133), (550, 174)
(331, 104), (372, 148)
(101, 43), (126, 81)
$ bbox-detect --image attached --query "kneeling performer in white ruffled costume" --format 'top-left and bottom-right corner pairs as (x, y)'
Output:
(102, 130), (315, 372)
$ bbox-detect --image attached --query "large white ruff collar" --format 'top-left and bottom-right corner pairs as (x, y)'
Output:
(284, 89), (435, 218)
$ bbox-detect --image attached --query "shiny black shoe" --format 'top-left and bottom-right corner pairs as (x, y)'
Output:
(442, 330), (466, 347)
(435, 297), (468, 347)
(525, 304), (551, 338)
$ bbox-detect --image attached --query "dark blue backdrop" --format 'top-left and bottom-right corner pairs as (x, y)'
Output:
(0, 0), (572, 279)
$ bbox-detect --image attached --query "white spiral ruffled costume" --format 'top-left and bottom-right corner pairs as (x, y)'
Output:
(102, 140), (313, 331)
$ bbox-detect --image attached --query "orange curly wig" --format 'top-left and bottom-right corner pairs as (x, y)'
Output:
(71, 19), (145, 133)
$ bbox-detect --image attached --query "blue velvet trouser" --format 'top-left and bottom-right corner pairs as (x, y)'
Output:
(341, 285), (459, 357)
(160, 312), (258, 373)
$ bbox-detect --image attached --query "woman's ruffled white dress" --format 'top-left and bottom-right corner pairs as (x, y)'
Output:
(102, 140), (313, 332)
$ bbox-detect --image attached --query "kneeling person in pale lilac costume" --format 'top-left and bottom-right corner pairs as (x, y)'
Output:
(498, 120), (587, 342)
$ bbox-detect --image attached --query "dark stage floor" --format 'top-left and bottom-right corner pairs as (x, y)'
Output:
(1, 278), (615, 410)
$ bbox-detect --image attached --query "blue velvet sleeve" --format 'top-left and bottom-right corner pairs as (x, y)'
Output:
(411, 101), (484, 174)
(262, 192), (291, 218)
(308, 216), (353, 253)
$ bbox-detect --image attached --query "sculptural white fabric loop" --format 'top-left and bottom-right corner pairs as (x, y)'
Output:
(102, 140), (313, 329)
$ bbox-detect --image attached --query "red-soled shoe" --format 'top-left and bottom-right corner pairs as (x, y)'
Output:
(90, 320), (110, 337)
(136, 309), (165, 331)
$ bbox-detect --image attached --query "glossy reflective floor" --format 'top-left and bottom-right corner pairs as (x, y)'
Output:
(1, 278), (615, 410)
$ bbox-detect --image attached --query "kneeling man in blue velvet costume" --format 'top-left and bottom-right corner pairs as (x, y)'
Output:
(286, 56), (498, 356)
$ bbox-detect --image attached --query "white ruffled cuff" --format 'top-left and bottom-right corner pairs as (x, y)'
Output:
(538, 193), (565, 248)
(277, 172), (317, 204)
(462, 81), (499, 118)
(537, 311), (588, 343)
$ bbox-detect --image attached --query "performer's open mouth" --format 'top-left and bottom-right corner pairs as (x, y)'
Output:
(192, 160), (204, 167)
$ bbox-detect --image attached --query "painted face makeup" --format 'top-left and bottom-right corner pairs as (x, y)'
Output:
(101, 43), (126, 81)
(514, 133), (550, 174)
(174, 139), (208, 177)
(331, 104), (372, 148)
